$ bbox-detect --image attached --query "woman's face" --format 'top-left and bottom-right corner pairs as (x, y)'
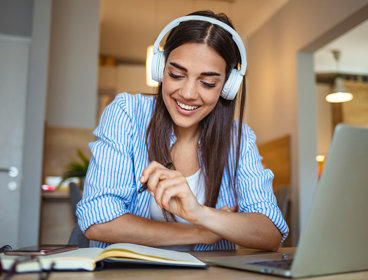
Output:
(162, 42), (226, 132)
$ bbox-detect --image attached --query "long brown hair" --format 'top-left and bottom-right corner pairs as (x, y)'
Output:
(146, 10), (246, 212)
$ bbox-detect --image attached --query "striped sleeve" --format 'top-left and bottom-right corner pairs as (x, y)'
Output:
(237, 125), (289, 243)
(77, 96), (136, 232)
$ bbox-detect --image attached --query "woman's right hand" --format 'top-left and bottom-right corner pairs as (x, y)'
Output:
(140, 161), (203, 223)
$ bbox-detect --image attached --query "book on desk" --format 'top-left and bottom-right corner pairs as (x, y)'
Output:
(1, 243), (207, 272)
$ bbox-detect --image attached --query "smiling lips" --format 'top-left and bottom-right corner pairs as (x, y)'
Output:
(176, 100), (200, 111)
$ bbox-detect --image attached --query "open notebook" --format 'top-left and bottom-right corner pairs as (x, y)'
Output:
(1, 243), (207, 272)
(206, 124), (368, 278)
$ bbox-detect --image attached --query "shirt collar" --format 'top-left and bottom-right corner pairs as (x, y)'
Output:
(169, 127), (176, 148)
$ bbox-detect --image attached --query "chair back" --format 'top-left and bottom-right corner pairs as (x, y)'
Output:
(69, 182), (82, 223)
(68, 224), (90, 248)
(274, 186), (289, 218)
(68, 182), (89, 247)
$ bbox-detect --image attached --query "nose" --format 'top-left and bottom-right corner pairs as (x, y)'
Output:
(180, 78), (198, 100)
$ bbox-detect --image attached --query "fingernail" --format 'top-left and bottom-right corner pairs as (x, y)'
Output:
(139, 175), (144, 182)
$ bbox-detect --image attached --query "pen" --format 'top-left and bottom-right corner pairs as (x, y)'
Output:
(138, 162), (173, 194)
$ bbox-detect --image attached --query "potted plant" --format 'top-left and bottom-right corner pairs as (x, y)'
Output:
(57, 149), (90, 191)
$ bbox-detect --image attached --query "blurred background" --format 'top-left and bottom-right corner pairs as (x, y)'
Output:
(0, 0), (367, 249)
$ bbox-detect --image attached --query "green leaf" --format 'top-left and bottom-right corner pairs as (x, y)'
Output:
(56, 149), (90, 189)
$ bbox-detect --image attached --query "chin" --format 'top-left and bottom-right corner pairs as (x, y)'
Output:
(172, 118), (198, 129)
(169, 112), (203, 129)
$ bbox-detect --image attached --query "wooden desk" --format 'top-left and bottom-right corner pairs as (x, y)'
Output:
(9, 248), (368, 279)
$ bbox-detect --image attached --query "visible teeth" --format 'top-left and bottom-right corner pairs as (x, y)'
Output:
(176, 100), (199, 111)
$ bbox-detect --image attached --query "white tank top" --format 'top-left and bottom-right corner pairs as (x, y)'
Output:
(149, 169), (205, 251)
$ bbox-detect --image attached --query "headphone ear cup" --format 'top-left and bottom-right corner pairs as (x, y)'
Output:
(221, 69), (243, 100)
(151, 50), (165, 82)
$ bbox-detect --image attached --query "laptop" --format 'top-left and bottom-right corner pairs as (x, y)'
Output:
(205, 124), (368, 278)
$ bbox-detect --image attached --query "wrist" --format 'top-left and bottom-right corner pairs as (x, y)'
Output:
(190, 204), (211, 226)
(195, 224), (222, 245)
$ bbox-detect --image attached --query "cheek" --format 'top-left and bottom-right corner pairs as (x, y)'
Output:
(161, 80), (175, 109)
(204, 91), (221, 108)
(161, 76), (177, 98)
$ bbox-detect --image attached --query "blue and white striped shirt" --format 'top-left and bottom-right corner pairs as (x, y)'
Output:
(77, 93), (289, 250)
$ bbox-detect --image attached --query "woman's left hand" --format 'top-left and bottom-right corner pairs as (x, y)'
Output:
(140, 161), (203, 223)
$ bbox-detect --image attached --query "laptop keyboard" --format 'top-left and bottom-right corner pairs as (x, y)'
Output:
(250, 259), (293, 270)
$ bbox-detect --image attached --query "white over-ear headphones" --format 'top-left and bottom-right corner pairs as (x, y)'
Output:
(151, 15), (247, 100)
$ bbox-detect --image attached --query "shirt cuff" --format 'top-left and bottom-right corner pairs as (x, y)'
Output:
(77, 197), (131, 232)
(240, 201), (289, 243)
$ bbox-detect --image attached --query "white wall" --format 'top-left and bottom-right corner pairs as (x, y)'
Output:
(19, 0), (52, 247)
(246, 0), (368, 244)
(99, 64), (157, 95)
(0, 0), (51, 247)
(47, 0), (100, 129)
(316, 83), (333, 155)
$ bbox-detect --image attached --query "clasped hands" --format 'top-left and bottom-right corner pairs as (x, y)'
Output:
(140, 161), (203, 222)
(140, 161), (237, 244)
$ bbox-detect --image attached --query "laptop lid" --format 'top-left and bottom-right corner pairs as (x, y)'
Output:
(205, 124), (368, 278)
(291, 124), (368, 277)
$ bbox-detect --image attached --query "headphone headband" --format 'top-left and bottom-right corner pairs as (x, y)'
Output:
(151, 15), (247, 100)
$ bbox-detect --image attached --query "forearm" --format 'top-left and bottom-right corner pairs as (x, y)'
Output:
(194, 207), (282, 251)
(84, 213), (218, 246)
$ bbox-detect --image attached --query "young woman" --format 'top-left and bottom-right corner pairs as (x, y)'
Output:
(77, 10), (289, 251)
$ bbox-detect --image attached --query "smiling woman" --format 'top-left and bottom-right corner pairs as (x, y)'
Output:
(162, 43), (226, 131)
(77, 10), (289, 252)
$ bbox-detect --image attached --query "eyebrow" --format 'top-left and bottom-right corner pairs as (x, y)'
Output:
(169, 62), (221, 77)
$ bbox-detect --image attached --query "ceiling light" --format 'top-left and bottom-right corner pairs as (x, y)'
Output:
(325, 50), (353, 103)
(325, 77), (353, 103)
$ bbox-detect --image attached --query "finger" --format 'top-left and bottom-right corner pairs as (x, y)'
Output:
(220, 206), (232, 212)
(140, 161), (162, 184)
(140, 161), (177, 182)
(230, 205), (238, 212)
(220, 205), (238, 212)
(140, 162), (177, 192)
(154, 175), (187, 208)
(160, 181), (189, 210)
(160, 182), (201, 223)
(147, 169), (181, 194)
(145, 169), (168, 193)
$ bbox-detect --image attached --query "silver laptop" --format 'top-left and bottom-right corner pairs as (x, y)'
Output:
(205, 124), (368, 278)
